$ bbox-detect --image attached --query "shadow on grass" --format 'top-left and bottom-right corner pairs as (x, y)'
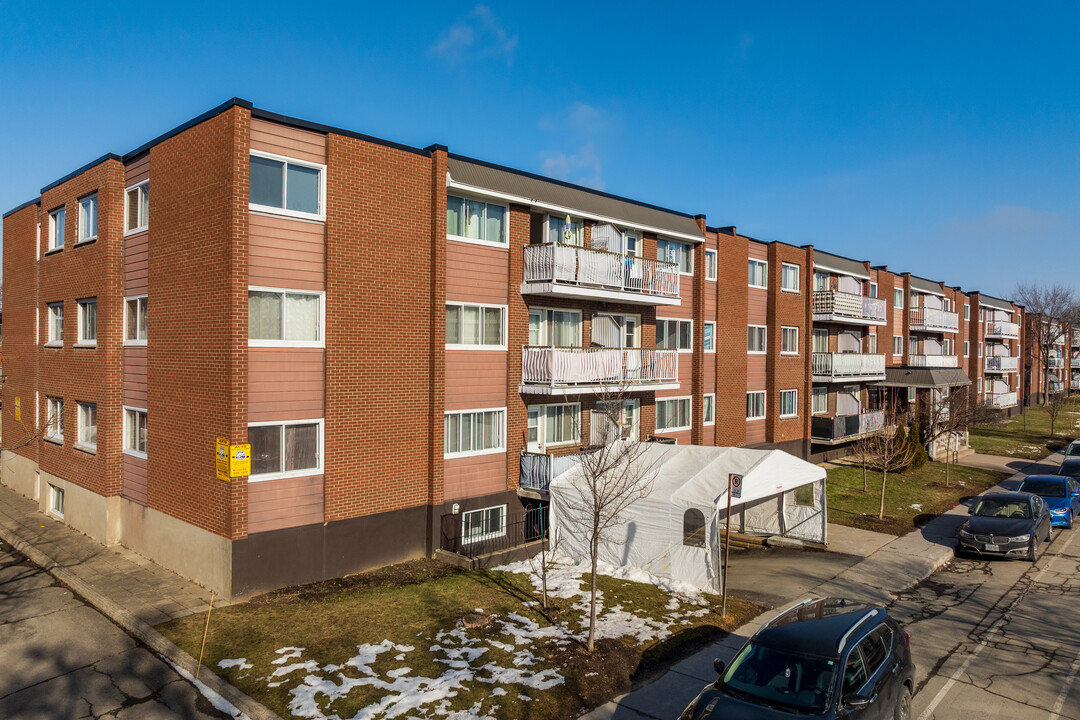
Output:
(632, 624), (727, 684)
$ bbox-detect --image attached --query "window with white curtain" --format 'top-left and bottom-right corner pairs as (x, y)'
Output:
(893, 335), (903, 356)
(746, 391), (766, 420)
(78, 194), (98, 242)
(528, 308), (581, 346)
(656, 397), (691, 431)
(781, 326), (799, 355)
(893, 288), (904, 309)
(705, 249), (717, 280)
(813, 272), (830, 291)
(547, 215), (583, 246)
(248, 289), (323, 346)
(444, 409), (505, 457)
(657, 318), (692, 351)
(46, 397), (64, 441)
(812, 386), (828, 414)
(48, 206), (65, 250)
(47, 302), (64, 345)
(124, 407), (147, 455)
(703, 394), (715, 425)
(125, 296), (148, 343)
(657, 238), (693, 274)
(813, 328), (829, 354)
(125, 181), (149, 233)
(780, 389), (798, 418)
(248, 420), (322, 479)
(526, 403), (579, 451)
(781, 263), (800, 292)
(446, 303), (505, 347)
(77, 402), (97, 450)
(748, 259), (768, 288)
(748, 325), (766, 353)
(447, 195), (507, 245)
(77, 299), (97, 345)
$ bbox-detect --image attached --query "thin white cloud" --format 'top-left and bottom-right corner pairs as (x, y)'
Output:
(431, 5), (518, 66)
(538, 102), (612, 189)
(945, 205), (1067, 236)
(542, 144), (605, 191)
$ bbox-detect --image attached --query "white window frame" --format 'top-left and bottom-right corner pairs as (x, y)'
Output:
(781, 262), (800, 293)
(704, 249), (717, 281)
(461, 504), (507, 545)
(123, 406), (148, 458)
(45, 397), (64, 442)
(977, 377), (983, 394)
(76, 402), (97, 452)
(546, 214), (584, 246)
(746, 391), (766, 421)
(527, 402), (581, 450)
(869, 282), (878, 299)
(978, 342), (983, 358)
(528, 307), (582, 347)
(868, 332), (878, 354)
(780, 389), (798, 419)
(49, 484), (65, 518)
(703, 321), (716, 352)
(893, 335), (903, 357)
(748, 259), (768, 289)
(655, 396), (692, 432)
(964, 304), (970, 320)
(248, 287), (325, 348)
(703, 394), (715, 426)
(46, 302), (64, 346)
(445, 302), (507, 350)
(48, 205), (65, 251)
(77, 193), (98, 243)
(657, 238), (693, 275)
(893, 288), (904, 309)
(812, 386), (828, 415)
(444, 407), (507, 459)
(124, 295), (148, 345)
(781, 326), (799, 355)
(246, 418), (325, 482)
(124, 180), (149, 235)
(76, 298), (97, 347)
(748, 325), (767, 354)
(657, 318), (693, 352)
(248, 150), (326, 222)
(446, 194), (509, 248)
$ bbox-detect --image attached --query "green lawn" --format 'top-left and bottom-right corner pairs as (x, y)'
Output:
(826, 462), (1007, 536)
(158, 559), (759, 720)
(969, 399), (1080, 459)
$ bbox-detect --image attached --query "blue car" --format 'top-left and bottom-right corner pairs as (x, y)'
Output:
(1015, 475), (1080, 528)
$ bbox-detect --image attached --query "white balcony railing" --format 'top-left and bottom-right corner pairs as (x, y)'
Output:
(812, 290), (888, 324)
(1073, 330), (1080, 346)
(521, 346), (678, 388)
(986, 391), (1018, 408)
(909, 354), (959, 368)
(1071, 357), (1080, 369)
(984, 356), (1019, 372)
(1049, 380), (1065, 394)
(1072, 379), (1080, 390)
(811, 352), (886, 379)
(910, 306), (960, 333)
(985, 321), (1019, 339)
(522, 243), (680, 299)
(1048, 356), (1065, 369)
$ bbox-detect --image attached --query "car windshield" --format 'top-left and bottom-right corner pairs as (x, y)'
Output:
(1056, 463), (1080, 478)
(722, 642), (837, 712)
(1017, 480), (1067, 498)
(972, 498), (1031, 518)
(1066, 444), (1080, 457)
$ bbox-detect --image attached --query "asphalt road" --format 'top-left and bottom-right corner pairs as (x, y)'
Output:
(0, 539), (233, 720)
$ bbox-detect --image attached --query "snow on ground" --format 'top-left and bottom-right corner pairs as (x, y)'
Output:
(909, 503), (923, 511)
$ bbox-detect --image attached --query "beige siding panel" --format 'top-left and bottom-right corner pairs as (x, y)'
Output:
(123, 347), (148, 408)
(704, 356), (716, 394)
(748, 242), (768, 261)
(445, 351), (508, 411)
(248, 475), (324, 534)
(748, 290), (768, 324)
(652, 429), (692, 445)
(444, 453), (508, 500)
(122, 453), (148, 505)
(446, 240), (509, 305)
(248, 213), (325, 291)
(125, 232), (149, 295)
(125, 154), (150, 185)
(250, 118), (326, 165)
(746, 421), (766, 444)
(679, 354), (693, 385)
(248, 348), (324, 422)
(747, 355), (766, 390)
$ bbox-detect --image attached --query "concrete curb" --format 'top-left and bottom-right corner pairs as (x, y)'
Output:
(0, 529), (283, 720)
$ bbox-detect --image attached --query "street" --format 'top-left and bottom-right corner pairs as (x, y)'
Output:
(0, 539), (233, 720)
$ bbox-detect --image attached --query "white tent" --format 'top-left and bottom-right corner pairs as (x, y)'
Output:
(548, 443), (827, 594)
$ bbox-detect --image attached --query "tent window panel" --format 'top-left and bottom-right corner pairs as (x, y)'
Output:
(683, 509), (706, 548)
(795, 484), (816, 507)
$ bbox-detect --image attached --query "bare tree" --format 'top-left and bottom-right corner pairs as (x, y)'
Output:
(1014, 283), (1080, 405)
(1046, 392), (1067, 439)
(917, 386), (997, 487)
(527, 523), (562, 611)
(857, 396), (917, 520)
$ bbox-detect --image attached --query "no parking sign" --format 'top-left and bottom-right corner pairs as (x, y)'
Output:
(730, 473), (743, 499)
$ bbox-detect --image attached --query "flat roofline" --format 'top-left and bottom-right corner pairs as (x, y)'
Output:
(3, 196), (41, 220)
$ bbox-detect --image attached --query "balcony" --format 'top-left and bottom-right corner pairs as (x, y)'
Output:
(909, 307), (959, 333)
(1049, 380), (1065, 394)
(811, 410), (886, 444)
(1072, 379), (1080, 391)
(1072, 357), (1080, 369)
(520, 346), (679, 395)
(1048, 356), (1065, 369)
(985, 391), (1018, 409)
(984, 355), (1019, 373)
(811, 352), (886, 382)
(519, 452), (584, 493)
(522, 243), (681, 306)
(1073, 330), (1080, 347)
(812, 290), (887, 326)
(985, 321), (1019, 339)
(909, 354), (958, 368)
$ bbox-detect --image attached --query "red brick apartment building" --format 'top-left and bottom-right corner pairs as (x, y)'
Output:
(1024, 317), (1076, 403)
(0, 99), (1029, 598)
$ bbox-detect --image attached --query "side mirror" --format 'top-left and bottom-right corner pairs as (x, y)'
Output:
(969, 507), (975, 514)
(844, 693), (873, 710)
(713, 659), (726, 677)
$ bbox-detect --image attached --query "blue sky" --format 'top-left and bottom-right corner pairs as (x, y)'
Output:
(2, 1), (1076, 296)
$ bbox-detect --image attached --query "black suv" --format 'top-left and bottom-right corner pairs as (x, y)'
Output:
(679, 597), (915, 719)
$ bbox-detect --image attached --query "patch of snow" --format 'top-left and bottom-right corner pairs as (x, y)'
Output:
(218, 658), (253, 671)
(165, 659), (250, 720)
(909, 503), (922, 511)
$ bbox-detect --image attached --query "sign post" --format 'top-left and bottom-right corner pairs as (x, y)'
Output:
(721, 473), (742, 618)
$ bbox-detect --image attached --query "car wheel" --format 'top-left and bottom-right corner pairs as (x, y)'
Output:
(1068, 511), (1074, 529)
(894, 685), (912, 720)
(1028, 536), (1040, 563)
(1047, 524), (1053, 543)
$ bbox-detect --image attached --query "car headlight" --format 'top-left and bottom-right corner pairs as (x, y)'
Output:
(679, 697), (700, 720)
(959, 528), (974, 538)
(1051, 508), (1066, 515)
(1010, 534), (1031, 542)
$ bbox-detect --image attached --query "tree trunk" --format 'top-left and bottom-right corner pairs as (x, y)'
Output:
(862, 455), (867, 493)
(540, 545), (549, 609)
(588, 534), (598, 652)
(879, 468), (887, 520)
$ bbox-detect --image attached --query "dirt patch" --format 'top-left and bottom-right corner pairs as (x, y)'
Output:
(245, 558), (462, 605)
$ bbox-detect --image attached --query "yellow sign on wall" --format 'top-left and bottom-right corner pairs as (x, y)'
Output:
(215, 437), (230, 481)
(13, 397), (20, 422)
(230, 444), (251, 478)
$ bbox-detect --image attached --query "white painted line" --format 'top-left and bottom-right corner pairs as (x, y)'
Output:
(1048, 646), (1080, 720)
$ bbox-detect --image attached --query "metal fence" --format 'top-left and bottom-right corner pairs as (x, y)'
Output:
(440, 505), (548, 559)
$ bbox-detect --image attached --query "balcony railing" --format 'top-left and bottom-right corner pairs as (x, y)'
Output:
(909, 354), (958, 368)
(811, 352), (886, 380)
(984, 356), (1019, 372)
(1049, 380), (1065, 394)
(1073, 330), (1080, 346)
(811, 410), (886, 442)
(519, 452), (584, 492)
(910, 306), (959, 333)
(812, 290), (888, 325)
(985, 391), (1018, 408)
(1071, 357), (1080, 369)
(521, 346), (678, 389)
(1072, 379), (1080, 390)
(522, 243), (680, 300)
(1048, 357), (1065, 369)
(985, 321), (1019, 339)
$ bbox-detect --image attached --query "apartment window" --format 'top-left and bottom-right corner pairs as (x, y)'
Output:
(125, 181), (149, 233)
(978, 377), (983, 394)
(909, 336), (918, 356)
(444, 408), (505, 457)
(812, 328), (829, 354)
(869, 282), (878, 299)
(547, 215), (584, 246)
(125, 296), (148, 343)
(813, 272), (830, 291)
(812, 386), (828, 415)
(248, 289), (323, 345)
(249, 152), (323, 219)
(46, 397), (63, 441)
(49, 485), (65, 518)
(77, 402), (97, 450)
(964, 304), (970, 320)
(890, 335), (901, 356)
(657, 238), (693, 274)
(868, 333), (878, 354)
(77, 299), (97, 345)
(747, 325), (767, 354)
(528, 308), (581, 346)
(77, 194), (98, 242)
(526, 403), (579, 450)
(980, 308), (985, 321)
(964, 341), (970, 357)
(446, 303), (505, 348)
(748, 259), (768, 288)
(943, 298), (951, 312)
(656, 397), (691, 431)
(893, 288), (904, 309)
(48, 206), (65, 251)
(657, 318), (692, 351)
(47, 302), (64, 345)
(124, 407), (148, 456)
(447, 195), (507, 245)
(704, 249), (717, 280)
(780, 389), (798, 418)
(781, 263), (800, 292)
(781, 326), (799, 355)
(703, 394), (715, 425)
(462, 505), (506, 545)
(248, 420), (322, 479)
(703, 321), (715, 352)
(746, 391), (766, 420)
(978, 342), (983, 358)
